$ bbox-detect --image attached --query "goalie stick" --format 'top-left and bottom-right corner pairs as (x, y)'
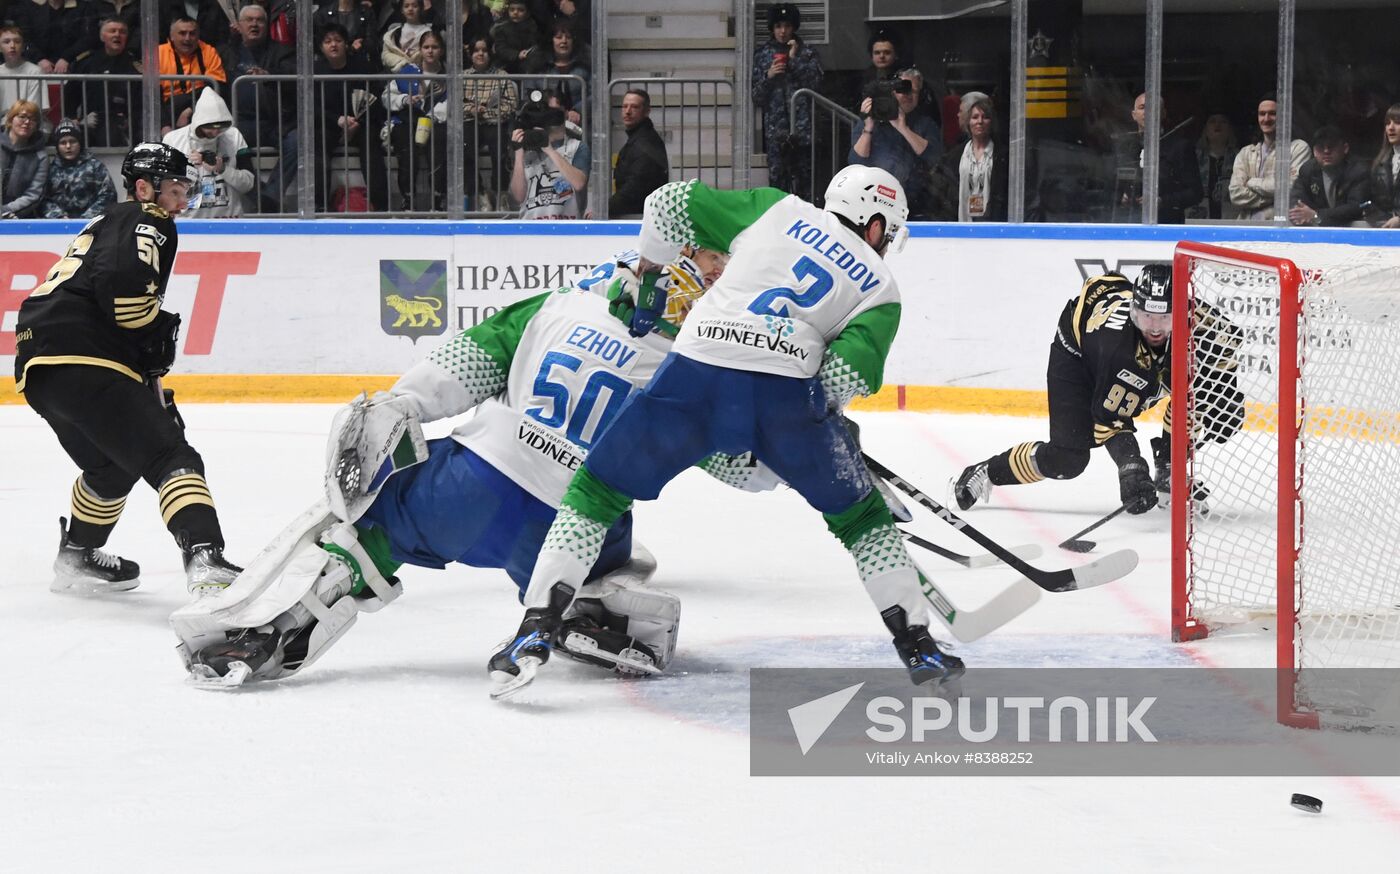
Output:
(862, 453), (1139, 593)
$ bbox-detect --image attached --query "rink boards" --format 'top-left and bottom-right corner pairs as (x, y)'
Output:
(3, 219), (1397, 412)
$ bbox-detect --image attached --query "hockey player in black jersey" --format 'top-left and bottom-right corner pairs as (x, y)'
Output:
(953, 264), (1243, 515)
(13, 142), (242, 597)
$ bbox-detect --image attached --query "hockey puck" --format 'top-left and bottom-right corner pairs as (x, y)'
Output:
(1290, 793), (1323, 813)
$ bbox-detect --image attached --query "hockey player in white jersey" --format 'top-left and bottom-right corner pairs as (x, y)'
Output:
(170, 249), (752, 688)
(490, 166), (966, 698)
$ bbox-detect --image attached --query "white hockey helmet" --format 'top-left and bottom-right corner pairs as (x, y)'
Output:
(823, 165), (910, 254)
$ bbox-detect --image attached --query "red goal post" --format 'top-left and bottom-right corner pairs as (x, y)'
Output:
(1170, 240), (1400, 731)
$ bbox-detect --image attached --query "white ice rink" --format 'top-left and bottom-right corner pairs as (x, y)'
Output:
(3, 403), (1398, 872)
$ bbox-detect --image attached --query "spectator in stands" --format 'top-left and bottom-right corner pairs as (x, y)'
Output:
(158, 14), (227, 133)
(163, 87), (254, 217)
(78, 0), (142, 55)
(1192, 113), (1239, 220)
(0, 25), (48, 121)
(314, 0), (381, 67)
(461, 1), (496, 48)
(463, 33), (516, 211)
(65, 16), (142, 147)
(381, 0), (434, 73)
(220, 3), (295, 147)
(1369, 103), (1400, 229)
(1229, 93), (1310, 221)
(490, 0), (540, 74)
(8, 0), (87, 72)
(949, 96), (1005, 222)
(0, 99), (49, 217)
(752, 3), (822, 199)
(40, 119), (115, 218)
(1116, 92), (1201, 224)
(849, 67), (940, 219)
(509, 92), (588, 219)
(609, 87), (666, 217)
(1287, 124), (1370, 227)
(526, 17), (587, 114)
(384, 27), (447, 210)
(861, 30), (899, 92)
(926, 90), (987, 219)
(313, 22), (387, 211)
(162, 0), (235, 51)
(530, 0), (587, 46)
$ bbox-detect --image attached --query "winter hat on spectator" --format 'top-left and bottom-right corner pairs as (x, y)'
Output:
(1312, 124), (1346, 147)
(51, 120), (85, 150)
(767, 4), (801, 32)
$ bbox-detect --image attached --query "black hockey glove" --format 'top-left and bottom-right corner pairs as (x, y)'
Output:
(1150, 435), (1170, 493)
(138, 311), (182, 378)
(1118, 459), (1158, 515)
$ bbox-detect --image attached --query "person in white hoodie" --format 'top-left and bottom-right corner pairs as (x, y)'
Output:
(161, 88), (254, 217)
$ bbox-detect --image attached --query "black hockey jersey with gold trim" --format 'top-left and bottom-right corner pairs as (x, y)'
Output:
(14, 201), (179, 391)
(1053, 273), (1170, 442)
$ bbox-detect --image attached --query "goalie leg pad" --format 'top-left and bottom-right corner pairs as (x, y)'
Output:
(171, 502), (403, 684)
(558, 577), (681, 673)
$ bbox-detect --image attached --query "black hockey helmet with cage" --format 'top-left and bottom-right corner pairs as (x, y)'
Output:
(121, 142), (190, 191)
(1132, 263), (1173, 316)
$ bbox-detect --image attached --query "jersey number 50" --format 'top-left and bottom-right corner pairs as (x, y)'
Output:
(525, 351), (633, 449)
(747, 256), (835, 317)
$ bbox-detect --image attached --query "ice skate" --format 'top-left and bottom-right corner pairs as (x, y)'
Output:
(952, 461), (992, 510)
(183, 543), (242, 597)
(187, 626), (284, 690)
(50, 517), (140, 595)
(557, 613), (661, 676)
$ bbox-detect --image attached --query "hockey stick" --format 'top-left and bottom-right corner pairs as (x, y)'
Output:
(1058, 504), (1129, 553)
(900, 528), (1043, 569)
(862, 453), (1138, 593)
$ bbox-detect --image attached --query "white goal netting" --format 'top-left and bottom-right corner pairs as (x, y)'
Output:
(1181, 243), (1400, 726)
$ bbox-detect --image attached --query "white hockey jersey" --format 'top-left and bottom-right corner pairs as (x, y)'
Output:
(391, 287), (671, 506)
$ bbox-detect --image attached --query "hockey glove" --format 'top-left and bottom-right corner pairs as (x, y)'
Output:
(1118, 459), (1158, 515)
(606, 264), (671, 338)
(1150, 435), (1170, 494)
(138, 311), (182, 378)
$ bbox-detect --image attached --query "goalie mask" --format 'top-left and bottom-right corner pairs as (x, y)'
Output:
(1130, 263), (1173, 347)
(659, 252), (712, 330)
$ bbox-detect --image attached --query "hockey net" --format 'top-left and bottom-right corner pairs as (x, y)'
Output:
(1172, 241), (1400, 730)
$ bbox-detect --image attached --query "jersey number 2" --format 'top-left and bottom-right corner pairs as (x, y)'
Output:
(525, 351), (633, 449)
(747, 256), (834, 317)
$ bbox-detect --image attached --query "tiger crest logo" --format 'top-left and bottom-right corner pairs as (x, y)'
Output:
(380, 260), (448, 341)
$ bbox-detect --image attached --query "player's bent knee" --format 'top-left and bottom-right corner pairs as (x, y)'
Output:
(1037, 444), (1090, 480)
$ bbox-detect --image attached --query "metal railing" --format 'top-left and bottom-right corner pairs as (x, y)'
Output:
(605, 77), (734, 216)
(10, 73), (218, 151)
(787, 88), (861, 207)
(228, 72), (586, 218)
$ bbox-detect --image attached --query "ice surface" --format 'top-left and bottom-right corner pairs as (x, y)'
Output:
(2, 404), (1397, 871)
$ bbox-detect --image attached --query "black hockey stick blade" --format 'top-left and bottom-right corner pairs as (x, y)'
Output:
(1059, 504), (1130, 553)
(863, 453), (1139, 592)
(901, 528), (1043, 569)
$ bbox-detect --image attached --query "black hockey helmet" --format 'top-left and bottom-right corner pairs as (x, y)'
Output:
(121, 142), (191, 191)
(1131, 263), (1173, 345)
(1132, 263), (1172, 315)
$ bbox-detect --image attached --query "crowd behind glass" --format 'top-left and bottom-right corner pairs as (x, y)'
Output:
(2, 0), (1397, 226)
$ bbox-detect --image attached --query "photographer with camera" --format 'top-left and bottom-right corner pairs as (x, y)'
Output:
(161, 88), (254, 217)
(509, 88), (590, 219)
(849, 68), (941, 219)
